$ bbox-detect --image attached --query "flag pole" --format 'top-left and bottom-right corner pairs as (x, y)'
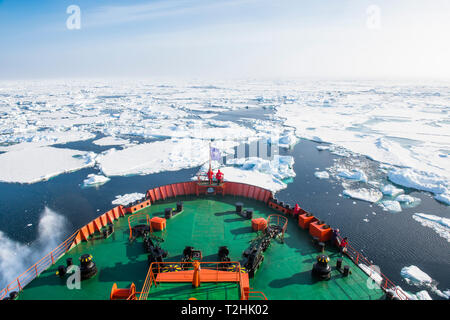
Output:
(209, 140), (212, 172)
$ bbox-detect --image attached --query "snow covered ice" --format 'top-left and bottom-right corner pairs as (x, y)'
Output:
(0, 79), (448, 207)
(380, 184), (404, 197)
(112, 193), (146, 206)
(401, 265), (449, 299)
(337, 169), (368, 183)
(378, 200), (402, 213)
(0, 146), (96, 183)
(314, 171), (330, 179)
(342, 188), (383, 203)
(412, 213), (450, 242)
(82, 174), (110, 187)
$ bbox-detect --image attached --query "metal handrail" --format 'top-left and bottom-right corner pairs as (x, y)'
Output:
(341, 238), (409, 300)
(139, 261), (246, 300)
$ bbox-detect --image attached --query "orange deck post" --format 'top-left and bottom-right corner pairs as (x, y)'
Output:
(192, 261), (201, 288)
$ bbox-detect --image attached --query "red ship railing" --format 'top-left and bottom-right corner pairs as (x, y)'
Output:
(341, 239), (409, 300)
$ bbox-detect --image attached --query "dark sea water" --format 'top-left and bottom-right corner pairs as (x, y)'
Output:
(0, 131), (449, 299)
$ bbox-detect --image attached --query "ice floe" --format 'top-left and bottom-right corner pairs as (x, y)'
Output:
(275, 82), (450, 206)
(316, 145), (330, 151)
(0, 147), (96, 183)
(314, 171), (330, 179)
(379, 200), (402, 213)
(395, 194), (420, 204)
(401, 265), (433, 286)
(342, 188), (383, 203)
(98, 138), (220, 177)
(112, 193), (146, 206)
(412, 213), (450, 242)
(278, 132), (299, 149)
(388, 168), (449, 205)
(226, 156), (295, 182)
(407, 290), (433, 300)
(434, 192), (450, 205)
(380, 184), (404, 197)
(92, 136), (130, 146)
(401, 265), (449, 299)
(337, 169), (368, 183)
(82, 174), (110, 187)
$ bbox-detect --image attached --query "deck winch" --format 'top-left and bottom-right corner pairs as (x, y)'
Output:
(242, 246), (264, 278)
(131, 224), (151, 239)
(312, 254), (331, 280)
(56, 265), (67, 278)
(218, 246), (232, 270)
(181, 246), (202, 270)
(79, 254), (98, 280)
(144, 233), (168, 266)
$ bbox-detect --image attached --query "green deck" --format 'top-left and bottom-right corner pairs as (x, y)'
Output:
(18, 195), (385, 300)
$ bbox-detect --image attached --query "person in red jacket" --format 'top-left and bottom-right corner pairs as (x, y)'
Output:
(216, 169), (224, 184)
(207, 168), (214, 184)
(339, 237), (348, 254)
(293, 203), (301, 217)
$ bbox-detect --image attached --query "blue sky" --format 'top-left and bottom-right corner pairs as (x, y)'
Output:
(0, 0), (449, 80)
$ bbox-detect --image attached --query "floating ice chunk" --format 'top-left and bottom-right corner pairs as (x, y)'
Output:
(314, 171), (330, 179)
(380, 184), (404, 197)
(82, 174), (110, 187)
(379, 200), (402, 213)
(338, 169), (368, 183)
(112, 193), (146, 206)
(197, 113), (218, 119)
(412, 213), (450, 242)
(0, 131), (96, 152)
(388, 168), (448, 197)
(217, 166), (288, 193)
(342, 188), (383, 203)
(0, 147), (96, 183)
(443, 289), (450, 299)
(395, 194), (420, 204)
(316, 145), (330, 151)
(93, 136), (130, 146)
(401, 265), (449, 298)
(226, 156), (296, 182)
(408, 290), (433, 300)
(278, 133), (299, 149)
(434, 192), (450, 205)
(401, 266), (433, 286)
